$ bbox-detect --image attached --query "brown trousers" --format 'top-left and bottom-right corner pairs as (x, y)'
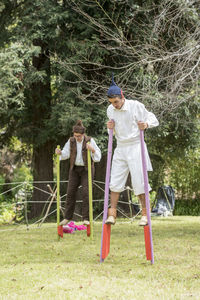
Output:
(64, 166), (93, 221)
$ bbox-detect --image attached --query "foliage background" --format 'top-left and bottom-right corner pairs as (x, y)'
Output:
(0, 0), (199, 218)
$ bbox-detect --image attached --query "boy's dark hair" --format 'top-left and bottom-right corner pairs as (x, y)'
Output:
(73, 120), (85, 134)
(107, 94), (122, 99)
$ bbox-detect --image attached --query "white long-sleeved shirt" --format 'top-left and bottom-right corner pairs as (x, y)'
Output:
(107, 99), (159, 146)
(60, 137), (101, 165)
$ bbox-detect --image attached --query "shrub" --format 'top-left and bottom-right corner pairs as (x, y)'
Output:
(174, 198), (200, 216)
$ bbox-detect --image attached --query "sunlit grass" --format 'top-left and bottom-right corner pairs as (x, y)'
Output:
(0, 216), (200, 300)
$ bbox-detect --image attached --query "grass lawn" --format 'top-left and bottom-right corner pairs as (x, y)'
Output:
(0, 216), (200, 300)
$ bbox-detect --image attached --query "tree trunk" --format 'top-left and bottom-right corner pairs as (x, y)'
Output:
(31, 141), (54, 218)
(29, 43), (54, 218)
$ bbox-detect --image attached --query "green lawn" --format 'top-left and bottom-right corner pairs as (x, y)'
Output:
(0, 216), (200, 300)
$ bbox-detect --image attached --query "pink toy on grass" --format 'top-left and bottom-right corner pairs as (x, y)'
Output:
(63, 221), (87, 234)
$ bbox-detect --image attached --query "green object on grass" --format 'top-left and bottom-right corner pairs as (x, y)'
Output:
(87, 143), (93, 239)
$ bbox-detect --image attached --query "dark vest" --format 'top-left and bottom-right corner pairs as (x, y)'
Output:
(69, 135), (94, 171)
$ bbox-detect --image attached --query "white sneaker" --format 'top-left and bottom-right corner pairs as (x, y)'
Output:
(60, 219), (69, 226)
(139, 216), (148, 226)
(105, 216), (116, 225)
(83, 220), (90, 226)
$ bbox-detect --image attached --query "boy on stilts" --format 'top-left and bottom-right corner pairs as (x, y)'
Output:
(105, 76), (159, 226)
(55, 120), (101, 226)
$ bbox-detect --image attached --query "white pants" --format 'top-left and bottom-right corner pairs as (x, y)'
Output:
(109, 142), (152, 195)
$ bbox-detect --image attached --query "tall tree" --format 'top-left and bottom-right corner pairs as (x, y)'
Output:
(0, 0), (109, 216)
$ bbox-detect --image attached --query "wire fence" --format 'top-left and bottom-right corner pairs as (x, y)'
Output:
(0, 180), (141, 231)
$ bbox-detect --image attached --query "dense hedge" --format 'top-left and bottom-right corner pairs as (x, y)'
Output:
(174, 199), (200, 216)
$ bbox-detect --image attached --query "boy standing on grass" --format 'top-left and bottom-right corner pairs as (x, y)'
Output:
(105, 76), (159, 226)
(55, 120), (101, 226)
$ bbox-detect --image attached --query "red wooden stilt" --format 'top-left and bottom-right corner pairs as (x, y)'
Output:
(144, 225), (152, 260)
(102, 224), (111, 259)
(87, 224), (90, 237)
(57, 225), (63, 238)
